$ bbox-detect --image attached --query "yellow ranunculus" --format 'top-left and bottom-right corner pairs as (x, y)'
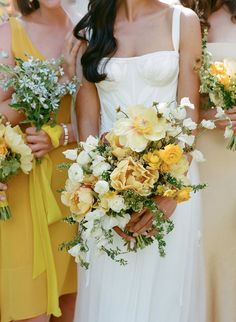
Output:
(169, 155), (189, 183)
(159, 162), (170, 173)
(110, 156), (158, 196)
(113, 105), (167, 152)
(143, 151), (161, 170)
(0, 139), (8, 157)
(106, 130), (131, 159)
(176, 187), (192, 203)
(210, 62), (231, 87)
(61, 185), (94, 222)
(158, 144), (183, 165)
(163, 189), (177, 198)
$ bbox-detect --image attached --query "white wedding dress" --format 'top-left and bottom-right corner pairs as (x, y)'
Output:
(74, 7), (205, 322)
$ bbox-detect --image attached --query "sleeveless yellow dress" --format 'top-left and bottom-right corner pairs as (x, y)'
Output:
(0, 18), (77, 322)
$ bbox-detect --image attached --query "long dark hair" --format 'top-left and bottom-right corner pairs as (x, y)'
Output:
(180, 0), (236, 28)
(15, 0), (39, 15)
(74, 0), (117, 83)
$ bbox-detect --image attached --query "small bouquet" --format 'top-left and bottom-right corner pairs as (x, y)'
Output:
(60, 98), (207, 268)
(0, 118), (33, 220)
(0, 54), (79, 130)
(200, 30), (236, 149)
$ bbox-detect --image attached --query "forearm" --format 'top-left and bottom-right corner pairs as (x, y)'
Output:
(59, 123), (77, 146)
(0, 99), (25, 125)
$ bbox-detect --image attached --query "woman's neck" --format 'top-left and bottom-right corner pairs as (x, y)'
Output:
(118, 0), (153, 21)
(35, 6), (69, 27)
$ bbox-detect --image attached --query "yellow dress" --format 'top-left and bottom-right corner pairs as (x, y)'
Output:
(198, 43), (236, 322)
(0, 17), (77, 322)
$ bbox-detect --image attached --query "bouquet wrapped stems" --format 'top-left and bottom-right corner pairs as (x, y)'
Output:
(0, 190), (11, 220)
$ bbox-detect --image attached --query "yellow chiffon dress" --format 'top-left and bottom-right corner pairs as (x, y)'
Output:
(0, 17), (77, 322)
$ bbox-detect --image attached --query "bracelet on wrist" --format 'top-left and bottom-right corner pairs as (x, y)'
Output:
(61, 123), (69, 146)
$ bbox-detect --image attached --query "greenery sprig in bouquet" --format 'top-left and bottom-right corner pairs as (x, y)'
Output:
(60, 98), (208, 269)
(0, 118), (33, 220)
(0, 54), (79, 130)
(200, 30), (236, 150)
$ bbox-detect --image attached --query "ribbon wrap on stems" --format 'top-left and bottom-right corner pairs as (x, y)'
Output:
(29, 124), (63, 317)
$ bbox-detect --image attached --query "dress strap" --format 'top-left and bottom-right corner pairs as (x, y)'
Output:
(172, 6), (182, 52)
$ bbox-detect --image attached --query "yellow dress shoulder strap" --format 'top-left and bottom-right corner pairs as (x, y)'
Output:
(9, 17), (43, 60)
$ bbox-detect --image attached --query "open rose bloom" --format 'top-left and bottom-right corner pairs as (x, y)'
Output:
(61, 99), (208, 268)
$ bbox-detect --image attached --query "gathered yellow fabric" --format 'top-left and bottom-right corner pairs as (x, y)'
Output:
(29, 125), (63, 316)
(0, 18), (77, 322)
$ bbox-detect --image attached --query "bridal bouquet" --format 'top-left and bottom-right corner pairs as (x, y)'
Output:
(0, 118), (33, 220)
(0, 54), (79, 130)
(200, 30), (236, 149)
(60, 98), (207, 268)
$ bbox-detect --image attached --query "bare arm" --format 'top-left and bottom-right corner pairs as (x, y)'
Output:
(0, 23), (25, 125)
(178, 8), (202, 123)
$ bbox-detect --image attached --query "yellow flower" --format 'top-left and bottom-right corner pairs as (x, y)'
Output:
(158, 144), (183, 165)
(113, 105), (167, 152)
(0, 139), (8, 156)
(163, 189), (177, 198)
(210, 62), (230, 87)
(106, 130), (131, 159)
(169, 155), (189, 183)
(176, 187), (192, 203)
(61, 185), (94, 222)
(159, 162), (170, 173)
(143, 151), (161, 170)
(110, 156), (158, 196)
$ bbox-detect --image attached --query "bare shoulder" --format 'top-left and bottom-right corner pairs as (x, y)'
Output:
(180, 6), (200, 29)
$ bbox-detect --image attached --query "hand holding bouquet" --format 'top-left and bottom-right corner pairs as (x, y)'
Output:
(0, 54), (79, 131)
(60, 98), (207, 268)
(200, 30), (236, 150)
(0, 118), (33, 220)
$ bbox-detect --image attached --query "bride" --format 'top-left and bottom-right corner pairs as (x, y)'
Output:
(74, 1), (205, 321)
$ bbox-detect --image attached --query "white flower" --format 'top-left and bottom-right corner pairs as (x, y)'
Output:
(92, 156), (111, 177)
(77, 150), (92, 166)
(68, 163), (84, 183)
(190, 149), (205, 162)
(183, 118), (197, 130)
(63, 149), (78, 161)
(157, 102), (171, 119)
(68, 244), (81, 258)
(201, 119), (216, 130)
(108, 195), (126, 213)
(224, 126), (234, 139)
(178, 133), (195, 146)
(167, 124), (182, 137)
(94, 180), (110, 195)
(117, 213), (131, 229)
(102, 216), (120, 230)
(172, 107), (187, 120)
(180, 97), (195, 109)
(86, 209), (106, 222)
(82, 135), (99, 152)
(215, 107), (226, 119)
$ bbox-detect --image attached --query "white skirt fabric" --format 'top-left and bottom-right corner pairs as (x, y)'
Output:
(74, 163), (206, 322)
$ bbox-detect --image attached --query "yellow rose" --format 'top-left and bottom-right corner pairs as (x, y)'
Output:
(176, 187), (192, 203)
(210, 62), (231, 87)
(106, 131), (131, 159)
(143, 151), (161, 170)
(61, 185), (94, 222)
(110, 156), (158, 196)
(0, 139), (8, 156)
(159, 162), (170, 173)
(158, 144), (183, 165)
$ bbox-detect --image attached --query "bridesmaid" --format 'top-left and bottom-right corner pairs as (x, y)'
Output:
(0, 1), (80, 322)
(180, 1), (236, 321)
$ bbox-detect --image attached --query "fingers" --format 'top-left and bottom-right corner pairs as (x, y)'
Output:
(25, 127), (40, 135)
(126, 209), (146, 229)
(134, 215), (153, 235)
(113, 226), (135, 242)
(226, 106), (236, 114)
(0, 183), (7, 191)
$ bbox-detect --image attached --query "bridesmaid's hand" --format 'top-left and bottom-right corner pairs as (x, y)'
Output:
(216, 106), (236, 131)
(25, 127), (54, 158)
(0, 183), (7, 201)
(114, 196), (177, 241)
(61, 33), (82, 82)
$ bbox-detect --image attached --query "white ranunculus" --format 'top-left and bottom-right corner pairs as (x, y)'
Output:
(183, 118), (197, 130)
(201, 119), (216, 130)
(224, 126), (234, 139)
(68, 163), (84, 183)
(94, 180), (110, 195)
(108, 195), (126, 213)
(178, 134), (195, 146)
(215, 107), (226, 119)
(191, 150), (205, 162)
(172, 107), (187, 120)
(180, 97), (195, 109)
(63, 149), (78, 161)
(92, 156), (111, 177)
(77, 150), (91, 166)
(82, 135), (99, 152)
